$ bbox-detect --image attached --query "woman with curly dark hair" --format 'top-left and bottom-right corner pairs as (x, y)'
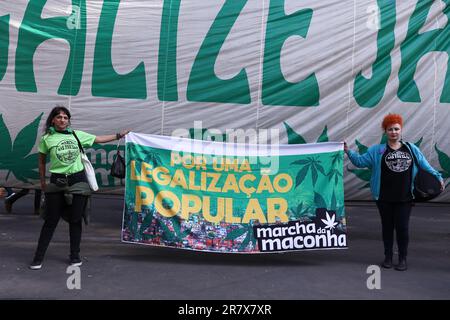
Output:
(29, 106), (129, 270)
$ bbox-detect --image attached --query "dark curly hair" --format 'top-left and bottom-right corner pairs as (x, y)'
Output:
(44, 105), (71, 133)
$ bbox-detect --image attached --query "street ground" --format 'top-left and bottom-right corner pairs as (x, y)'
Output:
(0, 192), (449, 300)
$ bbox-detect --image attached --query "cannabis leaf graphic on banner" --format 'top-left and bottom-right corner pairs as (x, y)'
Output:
(314, 191), (327, 210)
(127, 146), (162, 173)
(347, 136), (423, 189)
(169, 215), (191, 239)
(224, 224), (257, 251)
(291, 157), (327, 188)
(284, 122), (328, 144)
(144, 152), (162, 168)
(128, 206), (157, 241)
(330, 190), (344, 216)
(140, 208), (156, 241)
(289, 202), (311, 221)
(155, 205), (191, 242)
(434, 144), (450, 188)
(328, 152), (343, 185)
(0, 113), (43, 183)
(321, 211), (338, 230)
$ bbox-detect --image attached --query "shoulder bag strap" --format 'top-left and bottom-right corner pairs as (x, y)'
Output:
(115, 136), (124, 156)
(72, 131), (85, 154)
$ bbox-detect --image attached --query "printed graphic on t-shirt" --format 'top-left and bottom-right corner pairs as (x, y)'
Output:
(55, 139), (79, 164)
(384, 150), (412, 172)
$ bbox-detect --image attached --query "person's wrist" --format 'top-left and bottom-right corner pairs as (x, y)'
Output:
(116, 133), (121, 140)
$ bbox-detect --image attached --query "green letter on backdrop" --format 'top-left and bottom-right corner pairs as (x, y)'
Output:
(354, 0), (396, 108)
(158, 0), (181, 102)
(398, 0), (450, 103)
(262, 0), (319, 106)
(187, 0), (250, 104)
(0, 15), (9, 81)
(92, 0), (147, 99)
(15, 0), (86, 95)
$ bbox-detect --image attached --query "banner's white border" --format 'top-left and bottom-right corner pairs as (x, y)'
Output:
(126, 132), (343, 157)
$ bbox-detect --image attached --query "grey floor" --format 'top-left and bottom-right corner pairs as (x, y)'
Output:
(0, 193), (449, 300)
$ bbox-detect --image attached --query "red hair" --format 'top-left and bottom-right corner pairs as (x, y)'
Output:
(382, 113), (403, 130)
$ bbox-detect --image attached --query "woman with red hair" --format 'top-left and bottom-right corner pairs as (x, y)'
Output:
(344, 114), (444, 271)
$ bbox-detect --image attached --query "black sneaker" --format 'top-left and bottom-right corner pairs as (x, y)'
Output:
(70, 255), (82, 267)
(395, 257), (407, 271)
(29, 260), (42, 270)
(381, 255), (393, 268)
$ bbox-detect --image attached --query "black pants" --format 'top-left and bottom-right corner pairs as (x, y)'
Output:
(376, 201), (412, 258)
(34, 192), (88, 261)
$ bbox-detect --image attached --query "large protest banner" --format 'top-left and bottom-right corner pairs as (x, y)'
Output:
(0, 1), (449, 201)
(122, 133), (346, 252)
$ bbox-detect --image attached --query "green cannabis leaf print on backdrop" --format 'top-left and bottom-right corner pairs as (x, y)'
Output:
(0, 113), (43, 183)
(435, 144), (450, 188)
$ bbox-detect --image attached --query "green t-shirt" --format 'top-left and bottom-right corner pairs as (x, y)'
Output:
(39, 130), (96, 174)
